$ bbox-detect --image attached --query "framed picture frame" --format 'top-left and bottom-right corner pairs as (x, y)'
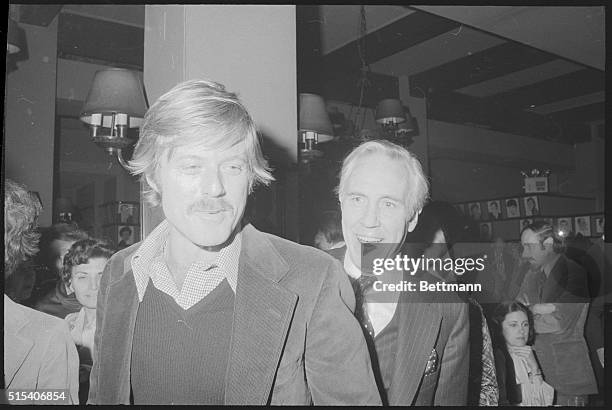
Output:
(523, 196), (540, 216)
(524, 176), (549, 193)
(594, 216), (604, 234)
(468, 202), (482, 221)
(556, 217), (573, 237)
(487, 200), (501, 220)
(118, 202), (139, 224)
(479, 222), (492, 241)
(117, 225), (136, 250)
(574, 216), (591, 237)
(505, 198), (520, 218)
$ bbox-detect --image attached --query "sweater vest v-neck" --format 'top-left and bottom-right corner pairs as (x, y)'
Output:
(131, 279), (235, 405)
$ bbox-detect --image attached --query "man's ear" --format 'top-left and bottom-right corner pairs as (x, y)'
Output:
(406, 209), (421, 233)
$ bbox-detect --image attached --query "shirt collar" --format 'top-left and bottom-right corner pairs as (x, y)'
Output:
(131, 220), (242, 300)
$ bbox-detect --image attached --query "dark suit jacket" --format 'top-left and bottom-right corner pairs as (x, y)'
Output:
(328, 246), (470, 405)
(88, 224), (381, 405)
(516, 254), (597, 395)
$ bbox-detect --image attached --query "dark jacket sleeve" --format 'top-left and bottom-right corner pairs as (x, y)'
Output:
(304, 258), (382, 405)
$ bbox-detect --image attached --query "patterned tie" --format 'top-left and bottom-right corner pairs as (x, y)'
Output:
(353, 274), (377, 339)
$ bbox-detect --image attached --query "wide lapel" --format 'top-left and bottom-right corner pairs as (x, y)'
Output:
(225, 225), (298, 405)
(388, 274), (441, 406)
(3, 297), (34, 387)
(97, 260), (139, 404)
(541, 256), (567, 303)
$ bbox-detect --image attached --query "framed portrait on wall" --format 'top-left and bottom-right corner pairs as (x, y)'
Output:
(117, 225), (135, 250)
(556, 217), (572, 236)
(575, 216), (591, 237)
(487, 200), (501, 220)
(594, 216), (604, 234)
(468, 202), (482, 221)
(479, 222), (492, 241)
(523, 196), (540, 216)
(505, 198), (520, 218)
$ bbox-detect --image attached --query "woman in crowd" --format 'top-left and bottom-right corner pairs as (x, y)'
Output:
(491, 301), (553, 406)
(62, 238), (114, 404)
(4, 179), (79, 404)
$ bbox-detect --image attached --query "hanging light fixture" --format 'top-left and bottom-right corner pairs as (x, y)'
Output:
(298, 93), (334, 161)
(80, 68), (148, 169)
(7, 18), (26, 55)
(375, 98), (406, 132)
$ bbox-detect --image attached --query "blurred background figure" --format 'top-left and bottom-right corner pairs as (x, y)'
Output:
(61, 238), (114, 404)
(491, 301), (553, 406)
(4, 179), (79, 404)
(313, 210), (345, 250)
(32, 223), (89, 318)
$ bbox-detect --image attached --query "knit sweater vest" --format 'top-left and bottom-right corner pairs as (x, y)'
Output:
(131, 279), (235, 405)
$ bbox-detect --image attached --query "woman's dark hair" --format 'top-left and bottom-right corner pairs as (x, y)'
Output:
(315, 210), (344, 244)
(491, 301), (535, 347)
(61, 238), (115, 285)
(404, 201), (466, 257)
(37, 222), (89, 267)
(119, 226), (133, 236)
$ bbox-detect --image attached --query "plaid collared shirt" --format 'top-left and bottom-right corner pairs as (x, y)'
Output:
(131, 220), (241, 310)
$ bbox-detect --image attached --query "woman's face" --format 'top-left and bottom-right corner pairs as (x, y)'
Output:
(69, 257), (107, 309)
(502, 310), (529, 347)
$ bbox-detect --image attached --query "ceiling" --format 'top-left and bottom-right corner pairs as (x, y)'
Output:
(12, 5), (604, 145)
(300, 5), (605, 144)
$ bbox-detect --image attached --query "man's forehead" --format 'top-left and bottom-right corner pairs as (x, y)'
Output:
(167, 141), (247, 160)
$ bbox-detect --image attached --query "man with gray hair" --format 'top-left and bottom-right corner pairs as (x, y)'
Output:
(88, 79), (380, 405)
(328, 140), (469, 405)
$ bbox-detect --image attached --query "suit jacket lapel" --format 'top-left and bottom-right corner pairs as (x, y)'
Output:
(542, 256), (567, 302)
(225, 225), (298, 405)
(98, 269), (139, 403)
(388, 281), (441, 405)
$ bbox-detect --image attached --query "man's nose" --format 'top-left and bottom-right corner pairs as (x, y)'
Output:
(361, 204), (380, 228)
(90, 275), (99, 291)
(200, 168), (225, 197)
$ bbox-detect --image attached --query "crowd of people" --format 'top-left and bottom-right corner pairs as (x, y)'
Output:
(4, 78), (607, 405)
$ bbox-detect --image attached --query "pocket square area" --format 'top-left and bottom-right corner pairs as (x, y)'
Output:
(424, 348), (439, 376)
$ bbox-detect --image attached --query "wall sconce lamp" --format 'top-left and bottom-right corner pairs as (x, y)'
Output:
(375, 98), (410, 132)
(7, 18), (26, 54)
(80, 68), (148, 169)
(298, 93), (334, 161)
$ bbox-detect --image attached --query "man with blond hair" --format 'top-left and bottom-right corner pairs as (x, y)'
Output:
(88, 80), (380, 405)
(328, 140), (469, 405)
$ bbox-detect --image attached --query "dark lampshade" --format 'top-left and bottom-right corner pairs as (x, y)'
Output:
(7, 18), (26, 55)
(80, 68), (148, 128)
(299, 93), (334, 143)
(375, 98), (406, 125)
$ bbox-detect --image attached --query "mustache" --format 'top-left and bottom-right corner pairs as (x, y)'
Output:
(188, 199), (233, 213)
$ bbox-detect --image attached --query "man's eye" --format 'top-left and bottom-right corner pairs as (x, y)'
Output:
(382, 201), (396, 208)
(221, 162), (244, 175)
(180, 164), (201, 173)
(350, 195), (363, 204)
